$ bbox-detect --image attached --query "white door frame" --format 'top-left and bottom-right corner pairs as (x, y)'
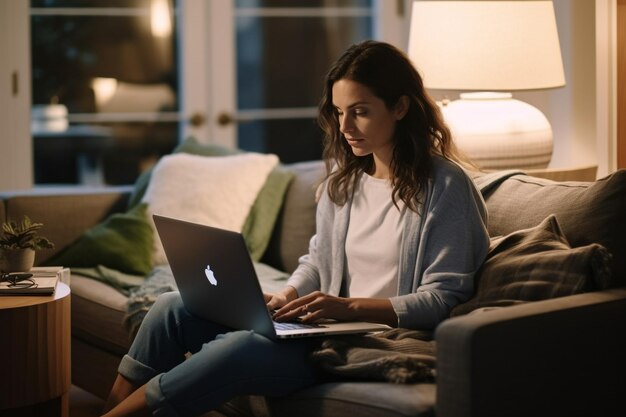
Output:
(0, 0), (32, 191)
(180, 0), (236, 148)
(596, 0), (618, 177)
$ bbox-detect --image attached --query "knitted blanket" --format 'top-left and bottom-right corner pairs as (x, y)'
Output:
(310, 328), (437, 384)
(123, 264), (178, 338)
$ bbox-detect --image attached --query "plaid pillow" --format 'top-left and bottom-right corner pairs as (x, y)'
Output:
(477, 169), (626, 287)
(450, 214), (612, 317)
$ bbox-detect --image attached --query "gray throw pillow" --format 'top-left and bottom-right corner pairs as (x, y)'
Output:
(479, 169), (626, 287)
(450, 215), (612, 317)
(261, 160), (325, 273)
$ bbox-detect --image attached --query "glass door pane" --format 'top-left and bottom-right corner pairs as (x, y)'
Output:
(30, 0), (180, 185)
(235, 0), (373, 162)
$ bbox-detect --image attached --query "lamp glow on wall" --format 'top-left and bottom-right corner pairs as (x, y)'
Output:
(408, 0), (566, 169)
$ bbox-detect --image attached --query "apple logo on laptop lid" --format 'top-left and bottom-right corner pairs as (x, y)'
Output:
(205, 265), (218, 286)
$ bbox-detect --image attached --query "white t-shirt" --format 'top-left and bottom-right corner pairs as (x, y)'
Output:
(345, 174), (406, 298)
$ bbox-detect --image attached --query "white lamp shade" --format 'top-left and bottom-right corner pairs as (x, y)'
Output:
(408, 1), (565, 91)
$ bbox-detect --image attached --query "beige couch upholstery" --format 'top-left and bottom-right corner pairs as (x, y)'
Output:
(2, 161), (625, 417)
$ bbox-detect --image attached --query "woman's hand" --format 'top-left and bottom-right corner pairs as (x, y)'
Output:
(265, 286), (299, 312)
(273, 291), (352, 323)
(273, 291), (398, 327)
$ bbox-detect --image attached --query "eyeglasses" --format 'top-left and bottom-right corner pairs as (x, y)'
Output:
(0, 273), (37, 289)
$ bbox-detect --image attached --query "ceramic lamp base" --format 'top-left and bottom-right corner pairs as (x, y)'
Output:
(441, 92), (553, 170)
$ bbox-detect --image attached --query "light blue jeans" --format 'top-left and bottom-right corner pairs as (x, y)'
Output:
(118, 291), (322, 417)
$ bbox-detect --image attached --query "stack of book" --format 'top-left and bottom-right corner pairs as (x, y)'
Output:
(0, 266), (69, 296)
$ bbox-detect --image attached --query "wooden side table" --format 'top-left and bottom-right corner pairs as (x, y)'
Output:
(0, 283), (71, 417)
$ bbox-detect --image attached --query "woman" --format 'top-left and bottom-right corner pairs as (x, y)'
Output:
(102, 40), (489, 417)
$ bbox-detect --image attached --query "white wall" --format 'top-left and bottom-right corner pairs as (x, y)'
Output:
(0, 0), (32, 191)
(519, 0), (597, 169)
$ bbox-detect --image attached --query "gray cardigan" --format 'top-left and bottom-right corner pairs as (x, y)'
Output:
(287, 156), (490, 329)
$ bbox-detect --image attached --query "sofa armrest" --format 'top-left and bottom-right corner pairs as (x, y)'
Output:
(435, 288), (626, 417)
(1, 186), (133, 264)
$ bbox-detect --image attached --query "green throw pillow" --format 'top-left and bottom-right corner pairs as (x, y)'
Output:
(242, 164), (294, 260)
(45, 203), (154, 276)
(128, 136), (294, 261)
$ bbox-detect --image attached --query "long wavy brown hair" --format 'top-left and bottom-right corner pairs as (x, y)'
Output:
(318, 40), (463, 213)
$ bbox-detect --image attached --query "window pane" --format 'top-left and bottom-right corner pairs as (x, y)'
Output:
(237, 16), (371, 110)
(31, 0), (179, 186)
(238, 119), (323, 164)
(31, 15), (178, 112)
(236, 13), (372, 161)
(33, 122), (177, 185)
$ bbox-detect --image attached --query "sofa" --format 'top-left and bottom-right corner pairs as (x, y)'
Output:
(1, 159), (625, 417)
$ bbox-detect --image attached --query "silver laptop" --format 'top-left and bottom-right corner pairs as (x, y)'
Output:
(153, 214), (390, 339)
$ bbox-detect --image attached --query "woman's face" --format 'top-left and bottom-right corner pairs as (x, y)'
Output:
(332, 79), (406, 175)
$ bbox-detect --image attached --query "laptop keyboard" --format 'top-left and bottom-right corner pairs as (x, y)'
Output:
(273, 321), (324, 331)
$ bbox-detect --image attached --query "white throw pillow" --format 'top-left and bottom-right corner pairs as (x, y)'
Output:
(142, 152), (279, 265)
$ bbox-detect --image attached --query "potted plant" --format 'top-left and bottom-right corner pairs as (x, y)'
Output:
(0, 215), (54, 272)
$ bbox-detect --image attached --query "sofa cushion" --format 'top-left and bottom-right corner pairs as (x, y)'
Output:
(141, 152), (278, 265)
(262, 160), (325, 273)
(129, 137), (294, 262)
(481, 170), (626, 287)
(2, 188), (131, 266)
(269, 382), (435, 417)
(222, 382), (435, 417)
(127, 137), (240, 209)
(450, 215), (612, 316)
(70, 274), (132, 355)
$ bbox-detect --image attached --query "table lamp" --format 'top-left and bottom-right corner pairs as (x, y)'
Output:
(408, 0), (565, 169)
